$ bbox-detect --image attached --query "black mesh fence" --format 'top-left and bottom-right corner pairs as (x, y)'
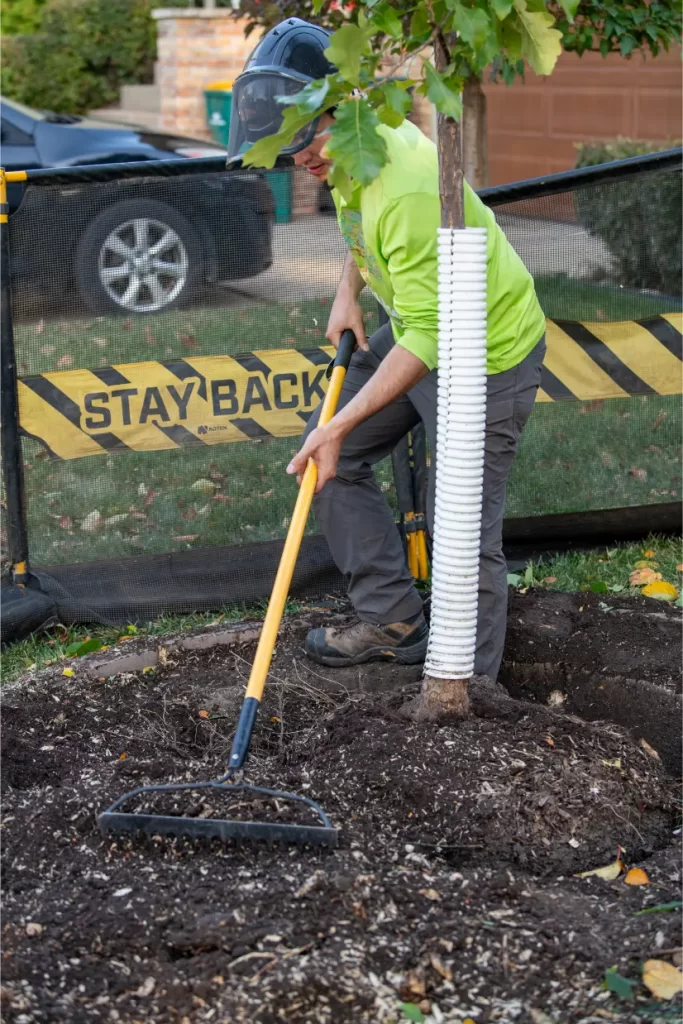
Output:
(2, 151), (681, 633)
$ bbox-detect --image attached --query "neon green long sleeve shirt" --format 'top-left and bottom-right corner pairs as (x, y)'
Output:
(332, 119), (545, 374)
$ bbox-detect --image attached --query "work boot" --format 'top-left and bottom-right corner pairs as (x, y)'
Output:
(305, 613), (428, 667)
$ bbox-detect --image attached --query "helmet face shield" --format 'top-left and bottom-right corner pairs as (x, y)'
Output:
(227, 69), (321, 161)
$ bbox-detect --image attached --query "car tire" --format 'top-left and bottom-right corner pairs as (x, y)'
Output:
(75, 198), (204, 316)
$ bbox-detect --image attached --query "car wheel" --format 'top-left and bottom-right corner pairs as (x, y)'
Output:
(75, 198), (203, 316)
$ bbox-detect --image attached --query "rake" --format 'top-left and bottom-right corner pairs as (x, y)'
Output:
(98, 331), (357, 849)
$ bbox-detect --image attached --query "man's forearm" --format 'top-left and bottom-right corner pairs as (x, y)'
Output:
(339, 252), (365, 300)
(330, 344), (429, 441)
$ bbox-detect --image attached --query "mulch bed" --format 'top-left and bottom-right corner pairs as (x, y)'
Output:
(2, 592), (682, 1024)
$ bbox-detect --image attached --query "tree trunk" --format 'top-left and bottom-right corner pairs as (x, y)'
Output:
(404, 34), (470, 723)
(462, 74), (488, 190)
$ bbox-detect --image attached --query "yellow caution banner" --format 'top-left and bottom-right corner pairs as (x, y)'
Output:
(17, 315), (682, 460)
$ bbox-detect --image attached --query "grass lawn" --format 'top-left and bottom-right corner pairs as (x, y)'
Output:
(10, 273), (681, 566)
(3, 535), (680, 685)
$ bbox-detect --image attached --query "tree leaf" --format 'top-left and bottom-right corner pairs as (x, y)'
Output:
(513, 0), (562, 76)
(243, 105), (318, 169)
(507, 572), (522, 587)
(290, 77), (330, 115)
(558, 0), (580, 21)
(624, 867), (649, 886)
(325, 23), (373, 86)
(326, 98), (388, 186)
(327, 163), (354, 203)
(604, 967), (635, 1001)
(377, 79), (413, 125)
(491, 0), (514, 18)
(642, 959), (683, 1000)
(409, 5), (431, 39)
(399, 1004), (425, 1023)
(422, 62), (463, 121)
(452, 2), (492, 50)
(370, 3), (403, 40)
(590, 580), (608, 593)
(575, 850), (625, 880)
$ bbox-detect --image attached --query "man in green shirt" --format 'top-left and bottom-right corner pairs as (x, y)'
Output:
(229, 18), (546, 681)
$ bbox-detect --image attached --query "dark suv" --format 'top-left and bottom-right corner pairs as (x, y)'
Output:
(1, 97), (273, 315)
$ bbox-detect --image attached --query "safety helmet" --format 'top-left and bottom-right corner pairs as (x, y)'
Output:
(227, 18), (336, 162)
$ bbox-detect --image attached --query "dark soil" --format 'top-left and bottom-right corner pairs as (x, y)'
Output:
(2, 594), (682, 1024)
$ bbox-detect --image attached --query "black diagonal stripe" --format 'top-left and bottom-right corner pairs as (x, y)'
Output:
(230, 418), (274, 440)
(155, 424), (207, 447)
(554, 319), (655, 395)
(90, 367), (130, 386)
(20, 427), (60, 460)
(232, 353), (272, 379)
(163, 359), (207, 402)
(22, 376), (82, 427)
(299, 347), (332, 366)
(640, 316), (683, 360)
(540, 365), (576, 401)
(89, 432), (131, 452)
(297, 410), (314, 423)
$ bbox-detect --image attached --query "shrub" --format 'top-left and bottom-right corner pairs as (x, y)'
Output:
(1, 0), (163, 115)
(574, 139), (682, 298)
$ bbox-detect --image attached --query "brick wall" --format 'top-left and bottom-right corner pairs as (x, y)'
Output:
(153, 8), (256, 140)
(482, 47), (682, 185)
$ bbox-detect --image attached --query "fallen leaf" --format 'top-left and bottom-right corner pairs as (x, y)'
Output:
(25, 923), (43, 937)
(634, 559), (658, 569)
(642, 549), (656, 558)
(399, 969), (426, 1000)
(642, 959), (683, 1000)
(119, 752), (127, 761)
(628, 467), (647, 480)
(198, 709), (210, 719)
(629, 567), (662, 586)
(604, 967), (635, 1001)
(158, 647), (168, 665)
(642, 580), (678, 602)
(576, 849), (625, 880)
(543, 736), (555, 747)
(92, 337), (107, 348)
(544, 576), (557, 583)
(142, 666), (155, 674)
(653, 410), (668, 430)
(62, 668), (74, 677)
(624, 867), (649, 886)
(180, 332), (198, 350)
(676, 564), (683, 572)
(398, 1004), (425, 1023)
(81, 510), (104, 534)
(419, 888), (441, 902)
(191, 478), (215, 495)
(172, 535), (200, 543)
(56, 354), (74, 369)
(600, 758), (622, 769)
(57, 515), (73, 529)
(65, 637), (102, 657)
(640, 738), (661, 761)
(547, 690), (566, 707)
(428, 952), (452, 981)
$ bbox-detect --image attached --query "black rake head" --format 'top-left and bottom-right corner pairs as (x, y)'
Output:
(98, 779), (338, 849)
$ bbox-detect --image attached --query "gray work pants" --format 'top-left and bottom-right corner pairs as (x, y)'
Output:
(304, 323), (546, 680)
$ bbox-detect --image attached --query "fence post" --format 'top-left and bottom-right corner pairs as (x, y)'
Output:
(1, 169), (29, 585)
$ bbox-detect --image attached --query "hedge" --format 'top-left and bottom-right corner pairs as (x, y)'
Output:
(575, 139), (682, 298)
(1, 0), (188, 116)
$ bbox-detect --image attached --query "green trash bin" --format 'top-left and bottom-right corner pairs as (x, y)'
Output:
(265, 170), (293, 225)
(204, 80), (233, 147)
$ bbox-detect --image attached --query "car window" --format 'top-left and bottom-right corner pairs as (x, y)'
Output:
(1, 117), (34, 146)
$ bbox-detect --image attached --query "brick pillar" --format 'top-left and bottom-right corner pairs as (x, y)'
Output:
(153, 8), (255, 140)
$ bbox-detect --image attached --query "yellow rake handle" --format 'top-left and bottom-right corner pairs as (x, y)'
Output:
(244, 330), (355, 703)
